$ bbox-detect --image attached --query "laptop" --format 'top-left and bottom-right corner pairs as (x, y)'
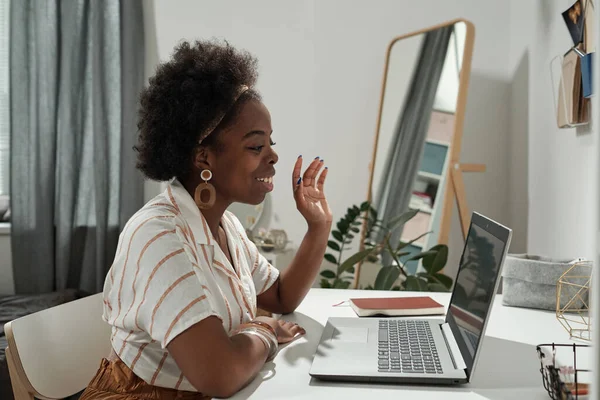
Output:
(309, 212), (512, 385)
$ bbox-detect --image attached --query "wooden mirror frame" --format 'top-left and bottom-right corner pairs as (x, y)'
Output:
(354, 18), (481, 288)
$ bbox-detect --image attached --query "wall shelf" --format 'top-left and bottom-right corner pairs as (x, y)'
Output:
(401, 110), (453, 275)
(417, 171), (442, 181)
(426, 138), (450, 147)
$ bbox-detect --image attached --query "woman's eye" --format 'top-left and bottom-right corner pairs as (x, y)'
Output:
(248, 141), (275, 152)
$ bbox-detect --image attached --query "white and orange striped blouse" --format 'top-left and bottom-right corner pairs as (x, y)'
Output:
(102, 178), (279, 391)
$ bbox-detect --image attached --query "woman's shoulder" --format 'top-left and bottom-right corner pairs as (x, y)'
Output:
(223, 210), (245, 232)
(122, 199), (185, 238)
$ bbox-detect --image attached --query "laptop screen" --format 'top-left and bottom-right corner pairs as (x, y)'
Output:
(445, 213), (511, 377)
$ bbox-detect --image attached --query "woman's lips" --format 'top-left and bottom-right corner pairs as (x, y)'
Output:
(255, 176), (274, 192)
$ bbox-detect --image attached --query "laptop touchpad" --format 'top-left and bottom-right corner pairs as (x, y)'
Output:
(330, 327), (369, 343)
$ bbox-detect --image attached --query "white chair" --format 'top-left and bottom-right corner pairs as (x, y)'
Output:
(4, 293), (111, 399)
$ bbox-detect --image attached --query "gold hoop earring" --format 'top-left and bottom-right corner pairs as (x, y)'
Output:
(194, 169), (216, 209)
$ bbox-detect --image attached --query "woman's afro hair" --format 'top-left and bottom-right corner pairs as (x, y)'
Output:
(135, 39), (260, 181)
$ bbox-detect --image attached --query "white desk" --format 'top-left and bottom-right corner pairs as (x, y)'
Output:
(232, 289), (592, 400)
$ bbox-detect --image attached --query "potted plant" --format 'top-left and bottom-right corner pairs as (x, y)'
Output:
(319, 201), (453, 292)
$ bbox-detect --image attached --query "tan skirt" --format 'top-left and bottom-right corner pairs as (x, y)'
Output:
(79, 358), (210, 400)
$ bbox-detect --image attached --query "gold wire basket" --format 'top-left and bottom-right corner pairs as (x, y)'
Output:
(556, 260), (592, 341)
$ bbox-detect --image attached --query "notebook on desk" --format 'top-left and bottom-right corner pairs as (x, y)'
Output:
(349, 296), (445, 317)
(310, 212), (512, 385)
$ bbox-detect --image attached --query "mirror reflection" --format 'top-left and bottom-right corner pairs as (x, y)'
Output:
(367, 22), (466, 277)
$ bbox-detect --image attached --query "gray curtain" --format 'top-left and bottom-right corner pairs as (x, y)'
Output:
(374, 26), (453, 262)
(10, 0), (145, 294)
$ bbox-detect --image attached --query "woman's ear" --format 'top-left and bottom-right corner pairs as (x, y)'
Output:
(193, 146), (213, 171)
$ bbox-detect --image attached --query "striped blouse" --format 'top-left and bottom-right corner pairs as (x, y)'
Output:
(102, 178), (279, 391)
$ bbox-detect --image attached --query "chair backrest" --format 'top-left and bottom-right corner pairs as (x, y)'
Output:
(4, 293), (111, 399)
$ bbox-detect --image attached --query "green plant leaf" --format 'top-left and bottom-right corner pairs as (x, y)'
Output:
(432, 272), (453, 288)
(417, 272), (433, 280)
(369, 208), (378, 220)
(407, 250), (437, 262)
(396, 231), (432, 251)
(347, 266), (355, 274)
(333, 279), (351, 289)
(366, 254), (380, 263)
(350, 227), (360, 233)
(386, 209), (419, 230)
(320, 270), (335, 279)
(320, 279), (332, 288)
(395, 251), (410, 258)
(327, 240), (341, 251)
(428, 283), (449, 292)
(337, 220), (349, 234)
(360, 201), (370, 211)
(331, 230), (343, 242)
(405, 276), (428, 291)
(422, 245), (448, 274)
(324, 253), (337, 264)
(374, 266), (400, 290)
(338, 248), (376, 275)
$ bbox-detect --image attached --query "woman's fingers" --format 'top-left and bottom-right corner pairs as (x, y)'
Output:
(316, 166), (328, 191)
(308, 160), (325, 188)
(292, 155), (303, 190)
(302, 157), (321, 186)
(278, 320), (306, 342)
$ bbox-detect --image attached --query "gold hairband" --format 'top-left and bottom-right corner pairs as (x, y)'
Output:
(198, 85), (250, 144)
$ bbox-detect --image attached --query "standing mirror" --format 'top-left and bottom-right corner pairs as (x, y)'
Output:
(356, 19), (479, 287)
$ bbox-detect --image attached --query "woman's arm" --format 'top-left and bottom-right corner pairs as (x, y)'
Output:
(168, 316), (269, 398)
(258, 156), (332, 314)
(258, 222), (330, 314)
(168, 315), (301, 398)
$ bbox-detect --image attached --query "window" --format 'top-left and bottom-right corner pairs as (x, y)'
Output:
(0, 0), (8, 198)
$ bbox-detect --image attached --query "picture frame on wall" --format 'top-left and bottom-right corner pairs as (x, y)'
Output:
(562, 0), (585, 45)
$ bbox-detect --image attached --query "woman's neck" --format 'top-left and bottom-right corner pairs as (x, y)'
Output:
(200, 204), (229, 239)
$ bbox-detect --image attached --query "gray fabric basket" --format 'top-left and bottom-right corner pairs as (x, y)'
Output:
(501, 254), (590, 311)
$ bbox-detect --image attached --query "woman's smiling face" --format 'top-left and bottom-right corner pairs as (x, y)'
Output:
(203, 100), (279, 206)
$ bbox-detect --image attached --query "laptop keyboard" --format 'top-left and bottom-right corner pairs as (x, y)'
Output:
(378, 319), (443, 374)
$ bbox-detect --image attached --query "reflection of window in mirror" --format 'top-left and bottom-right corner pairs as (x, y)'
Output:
(434, 22), (464, 113)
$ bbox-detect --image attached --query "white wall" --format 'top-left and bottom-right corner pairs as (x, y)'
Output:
(150, 1), (512, 281)
(0, 1), (515, 293)
(509, 0), (598, 262)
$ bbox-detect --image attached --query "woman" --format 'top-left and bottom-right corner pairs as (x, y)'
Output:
(81, 40), (331, 399)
